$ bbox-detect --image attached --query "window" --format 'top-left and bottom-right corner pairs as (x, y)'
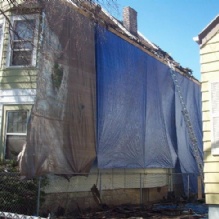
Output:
(5, 110), (28, 159)
(9, 15), (39, 67)
(2, 105), (32, 160)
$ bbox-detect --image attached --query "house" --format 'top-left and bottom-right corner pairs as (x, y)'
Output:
(195, 14), (219, 219)
(0, 0), (202, 212)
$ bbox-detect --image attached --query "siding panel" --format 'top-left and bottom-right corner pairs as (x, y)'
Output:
(201, 72), (219, 82)
(203, 121), (211, 131)
(205, 183), (219, 193)
(201, 62), (219, 73)
(45, 168), (169, 193)
(202, 100), (210, 111)
(0, 89), (36, 104)
(0, 83), (37, 89)
(201, 82), (209, 92)
(202, 91), (210, 102)
(203, 141), (212, 152)
(201, 52), (219, 64)
(203, 132), (211, 143)
(202, 111), (210, 121)
(204, 151), (219, 162)
(204, 162), (219, 172)
(205, 173), (219, 183)
(201, 42), (219, 55)
(0, 75), (37, 83)
(206, 194), (219, 204)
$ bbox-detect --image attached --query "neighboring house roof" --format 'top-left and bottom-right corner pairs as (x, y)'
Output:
(195, 14), (219, 47)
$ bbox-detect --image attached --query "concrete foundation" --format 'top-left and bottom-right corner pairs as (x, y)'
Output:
(41, 186), (169, 215)
(209, 205), (219, 219)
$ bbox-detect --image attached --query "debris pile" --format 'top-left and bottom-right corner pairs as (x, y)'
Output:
(64, 202), (208, 219)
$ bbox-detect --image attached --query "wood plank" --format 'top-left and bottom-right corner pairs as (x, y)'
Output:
(205, 173), (219, 183)
(201, 61), (219, 73)
(0, 69), (37, 77)
(201, 51), (219, 64)
(201, 81), (209, 92)
(204, 151), (219, 162)
(202, 100), (210, 112)
(201, 42), (219, 55)
(203, 141), (212, 152)
(0, 82), (36, 89)
(201, 71), (219, 82)
(202, 110), (211, 121)
(0, 88), (36, 96)
(203, 132), (211, 143)
(204, 162), (219, 173)
(203, 120), (211, 131)
(0, 95), (35, 104)
(0, 75), (37, 83)
(206, 194), (219, 204)
(202, 91), (210, 102)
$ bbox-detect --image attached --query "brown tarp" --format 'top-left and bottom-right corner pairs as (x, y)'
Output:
(19, 0), (96, 177)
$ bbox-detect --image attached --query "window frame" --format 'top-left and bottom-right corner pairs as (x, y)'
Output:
(7, 14), (39, 68)
(2, 105), (32, 160)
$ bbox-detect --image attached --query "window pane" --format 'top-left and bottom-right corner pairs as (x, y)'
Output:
(5, 135), (26, 160)
(13, 41), (33, 50)
(11, 50), (32, 66)
(14, 20), (35, 40)
(7, 111), (28, 133)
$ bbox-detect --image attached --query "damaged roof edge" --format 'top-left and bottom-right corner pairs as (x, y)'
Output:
(99, 6), (199, 83)
(80, 1), (199, 83)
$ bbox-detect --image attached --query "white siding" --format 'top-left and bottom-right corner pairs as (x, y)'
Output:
(0, 89), (36, 104)
(45, 168), (169, 193)
(201, 28), (219, 204)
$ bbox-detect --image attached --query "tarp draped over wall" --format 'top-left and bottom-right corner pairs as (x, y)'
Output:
(96, 28), (202, 192)
(19, 1), (96, 177)
(18, 2), (202, 193)
(174, 72), (203, 192)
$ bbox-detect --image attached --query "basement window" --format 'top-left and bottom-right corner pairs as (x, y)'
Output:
(8, 15), (39, 67)
(5, 110), (28, 160)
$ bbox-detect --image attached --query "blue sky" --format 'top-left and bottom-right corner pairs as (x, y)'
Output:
(102, 0), (219, 80)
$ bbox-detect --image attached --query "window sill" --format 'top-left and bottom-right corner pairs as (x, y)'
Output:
(3, 65), (38, 70)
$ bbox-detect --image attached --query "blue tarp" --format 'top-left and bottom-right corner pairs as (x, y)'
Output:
(175, 73), (203, 192)
(96, 27), (202, 193)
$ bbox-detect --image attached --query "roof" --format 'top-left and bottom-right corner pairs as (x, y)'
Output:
(12, 0), (198, 82)
(195, 14), (219, 47)
(74, 1), (197, 81)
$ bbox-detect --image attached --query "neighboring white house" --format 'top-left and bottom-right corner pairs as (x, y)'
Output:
(195, 14), (219, 219)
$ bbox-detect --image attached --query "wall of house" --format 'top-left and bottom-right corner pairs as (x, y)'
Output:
(201, 30), (219, 204)
(41, 167), (171, 212)
(0, 3), (189, 210)
(0, 4), (37, 159)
